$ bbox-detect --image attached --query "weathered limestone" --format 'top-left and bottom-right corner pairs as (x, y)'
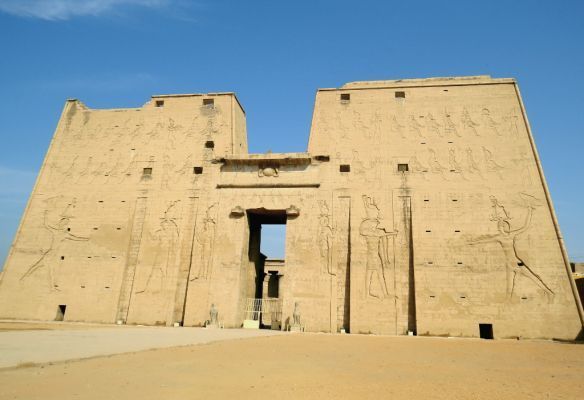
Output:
(0, 76), (582, 339)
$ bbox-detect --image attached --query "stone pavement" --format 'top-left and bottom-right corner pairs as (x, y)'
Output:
(0, 321), (283, 368)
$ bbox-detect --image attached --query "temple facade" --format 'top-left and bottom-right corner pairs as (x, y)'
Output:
(0, 75), (582, 339)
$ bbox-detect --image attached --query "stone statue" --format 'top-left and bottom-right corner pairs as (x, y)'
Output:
(209, 303), (218, 326)
(290, 302), (301, 331)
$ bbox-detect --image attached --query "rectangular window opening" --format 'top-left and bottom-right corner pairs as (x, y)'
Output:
(340, 93), (350, 102)
(395, 91), (406, 98)
(155, 100), (164, 107)
(143, 167), (153, 176)
(193, 167), (203, 174)
(314, 155), (330, 162)
(479, 323), (494, 340)
(203, 98), (215, 107)
(55, 305), (67, 321)
(339, 164), (350, 173)
(398, 163), (409, 172)
(60, 256), (65, 260)
(205, 141), (215, 149)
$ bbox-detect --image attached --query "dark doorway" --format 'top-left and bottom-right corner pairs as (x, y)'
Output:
(247, 209), (287, 299)
(55, 305), (67, 321)
(479, 323), (494, 339)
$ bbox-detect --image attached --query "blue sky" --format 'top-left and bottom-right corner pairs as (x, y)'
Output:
(0, 0), (583, 264)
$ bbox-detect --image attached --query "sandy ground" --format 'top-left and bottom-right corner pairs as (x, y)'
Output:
(0, 332), (582, 400)
(0, 321), (281, 368)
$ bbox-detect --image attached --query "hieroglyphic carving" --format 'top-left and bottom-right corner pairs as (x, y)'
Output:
(20, 197), (88, 290)
(161, 155), (175, 189)
(461, 107), (479, 136)
(136, 200), (180, 294)
(482, 147), (504, 179)
(359, 196), (397, 299)
(318, 201), (334, 275)
(468, 194), (553, 300)
(191, 203), (217, 280)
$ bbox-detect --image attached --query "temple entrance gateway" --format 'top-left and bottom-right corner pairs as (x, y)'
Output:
(244, 209), (286, 329)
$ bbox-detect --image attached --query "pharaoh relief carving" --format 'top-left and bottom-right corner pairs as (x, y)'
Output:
(137, 200), (181, 294)
(468, 194), (553, 301)
(191, 203), (218, 281)
(20, 197), (88, 291)
(318, 201), (334, 275)
(359, 195), (398, 299)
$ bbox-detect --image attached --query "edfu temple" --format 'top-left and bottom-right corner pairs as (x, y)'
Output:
(0, 75), (582, 340)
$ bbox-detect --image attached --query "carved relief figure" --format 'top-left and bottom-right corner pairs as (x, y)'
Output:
(20, 197), (88, 290)
(426, 113), (442, 137)
(408, 115), (425, 138)
(174, 154), (194, 182)
(390, 115), (406, 138)
(465, 148), (483, 178)
(503, 107), (521, 136)
(481, 108), (501, 136)
(76, 156), (93, 183)
(161, 155), (175, 189)
(318, 201), (334, 275)
(482, 147), (504, 179)
(443, 110), (460, 137)
(191, 203), (217, 280)
(461, 107), (479, 136)
(427, 149), (447, 179)
(359, 196), (398, 299)
(408, 154), (428, 178)
(448, 148), (465, 178)
(468, 194), (553, 300)
(137, 201), (180, 294)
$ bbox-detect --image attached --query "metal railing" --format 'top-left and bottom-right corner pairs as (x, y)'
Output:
(244, 298), (282, 326)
